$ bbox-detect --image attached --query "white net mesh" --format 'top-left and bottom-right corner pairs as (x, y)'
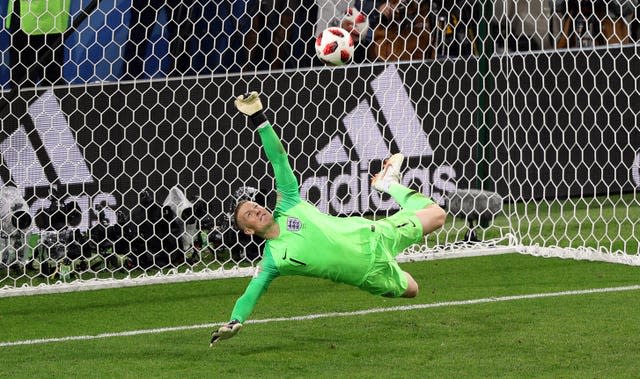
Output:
(1, 0), (638, 296)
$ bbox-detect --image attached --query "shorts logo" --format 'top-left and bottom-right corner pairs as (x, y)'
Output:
(286, 217), (302, 232)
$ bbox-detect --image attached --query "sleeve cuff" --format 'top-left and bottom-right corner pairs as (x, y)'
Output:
(256, 120), (270, 129)
(249, 111), (268, 128)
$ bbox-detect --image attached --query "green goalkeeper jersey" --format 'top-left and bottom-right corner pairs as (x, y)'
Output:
(230, 123), (377, 322)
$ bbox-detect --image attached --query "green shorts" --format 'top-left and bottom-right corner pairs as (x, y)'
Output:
(358, 211), (423, 298)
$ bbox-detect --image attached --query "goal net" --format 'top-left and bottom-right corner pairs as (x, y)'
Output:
(1, 0), (638, 296)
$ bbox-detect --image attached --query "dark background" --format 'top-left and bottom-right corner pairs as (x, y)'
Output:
(2, 46), (638, 225)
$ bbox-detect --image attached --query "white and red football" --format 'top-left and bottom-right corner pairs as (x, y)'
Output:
(315, 27), (355, 66)
(343, 7), (369, 41)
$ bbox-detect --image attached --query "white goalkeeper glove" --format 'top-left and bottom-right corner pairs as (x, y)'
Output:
(210, 320), (243, 346)
(234, 92), (268, 127)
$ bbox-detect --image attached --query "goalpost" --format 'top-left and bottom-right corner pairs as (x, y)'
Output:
(1, 1), (638, 297)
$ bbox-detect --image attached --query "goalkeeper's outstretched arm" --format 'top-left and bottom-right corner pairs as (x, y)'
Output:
(234, 92), (300, 207)
(210, 252), (279, 346)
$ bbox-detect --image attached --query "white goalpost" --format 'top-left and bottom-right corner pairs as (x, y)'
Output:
(1, 0), (638, 297)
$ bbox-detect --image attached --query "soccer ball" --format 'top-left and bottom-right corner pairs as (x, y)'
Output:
(315, 27), (354, 66)
(343, 7), (369, 41)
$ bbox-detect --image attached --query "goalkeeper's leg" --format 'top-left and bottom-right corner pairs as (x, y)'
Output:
(372, 153), (433, 211)
(372, 153), (446, 235)
(402, 271), (419, 298)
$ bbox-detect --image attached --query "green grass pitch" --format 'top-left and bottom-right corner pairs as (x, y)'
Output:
(1, 253), (639, 378)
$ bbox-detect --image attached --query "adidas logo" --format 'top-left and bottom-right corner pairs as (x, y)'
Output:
(1, 90), (92, 189)
(301, 65), (457, 214)
(0, 90), (116, 231)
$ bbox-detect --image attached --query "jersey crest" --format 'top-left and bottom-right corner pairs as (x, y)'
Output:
(286, 217), (302, 232)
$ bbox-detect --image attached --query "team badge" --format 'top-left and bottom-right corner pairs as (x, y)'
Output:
(286, 217), (302, 232)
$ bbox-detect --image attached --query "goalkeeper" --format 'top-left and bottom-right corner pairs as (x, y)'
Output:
(211, 92), (446, 345)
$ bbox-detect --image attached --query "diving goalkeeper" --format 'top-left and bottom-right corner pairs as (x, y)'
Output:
(210, 92), (446, 345)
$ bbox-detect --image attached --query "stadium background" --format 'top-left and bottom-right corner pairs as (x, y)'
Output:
(2, 50), (637, 221)
(0, 2), (639, 376)
(0, 0), (638, 289)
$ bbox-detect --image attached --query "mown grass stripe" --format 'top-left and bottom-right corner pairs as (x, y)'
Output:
(2, 284), (639, 348)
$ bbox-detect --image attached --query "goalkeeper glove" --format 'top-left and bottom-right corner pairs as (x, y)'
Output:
(234, 92), (268, 127)
(210, 320), (243, 346)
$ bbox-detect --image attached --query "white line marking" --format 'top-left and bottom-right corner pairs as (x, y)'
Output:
(2, 284), (639, 348)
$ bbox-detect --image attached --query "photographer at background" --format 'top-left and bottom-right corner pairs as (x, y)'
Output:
(343, 0), (477, 62)
(553, 0), (637, 49)
(0, 186), (33, 271)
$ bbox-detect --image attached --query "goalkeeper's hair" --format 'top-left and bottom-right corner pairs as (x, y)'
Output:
(231, 199), (249, 231)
